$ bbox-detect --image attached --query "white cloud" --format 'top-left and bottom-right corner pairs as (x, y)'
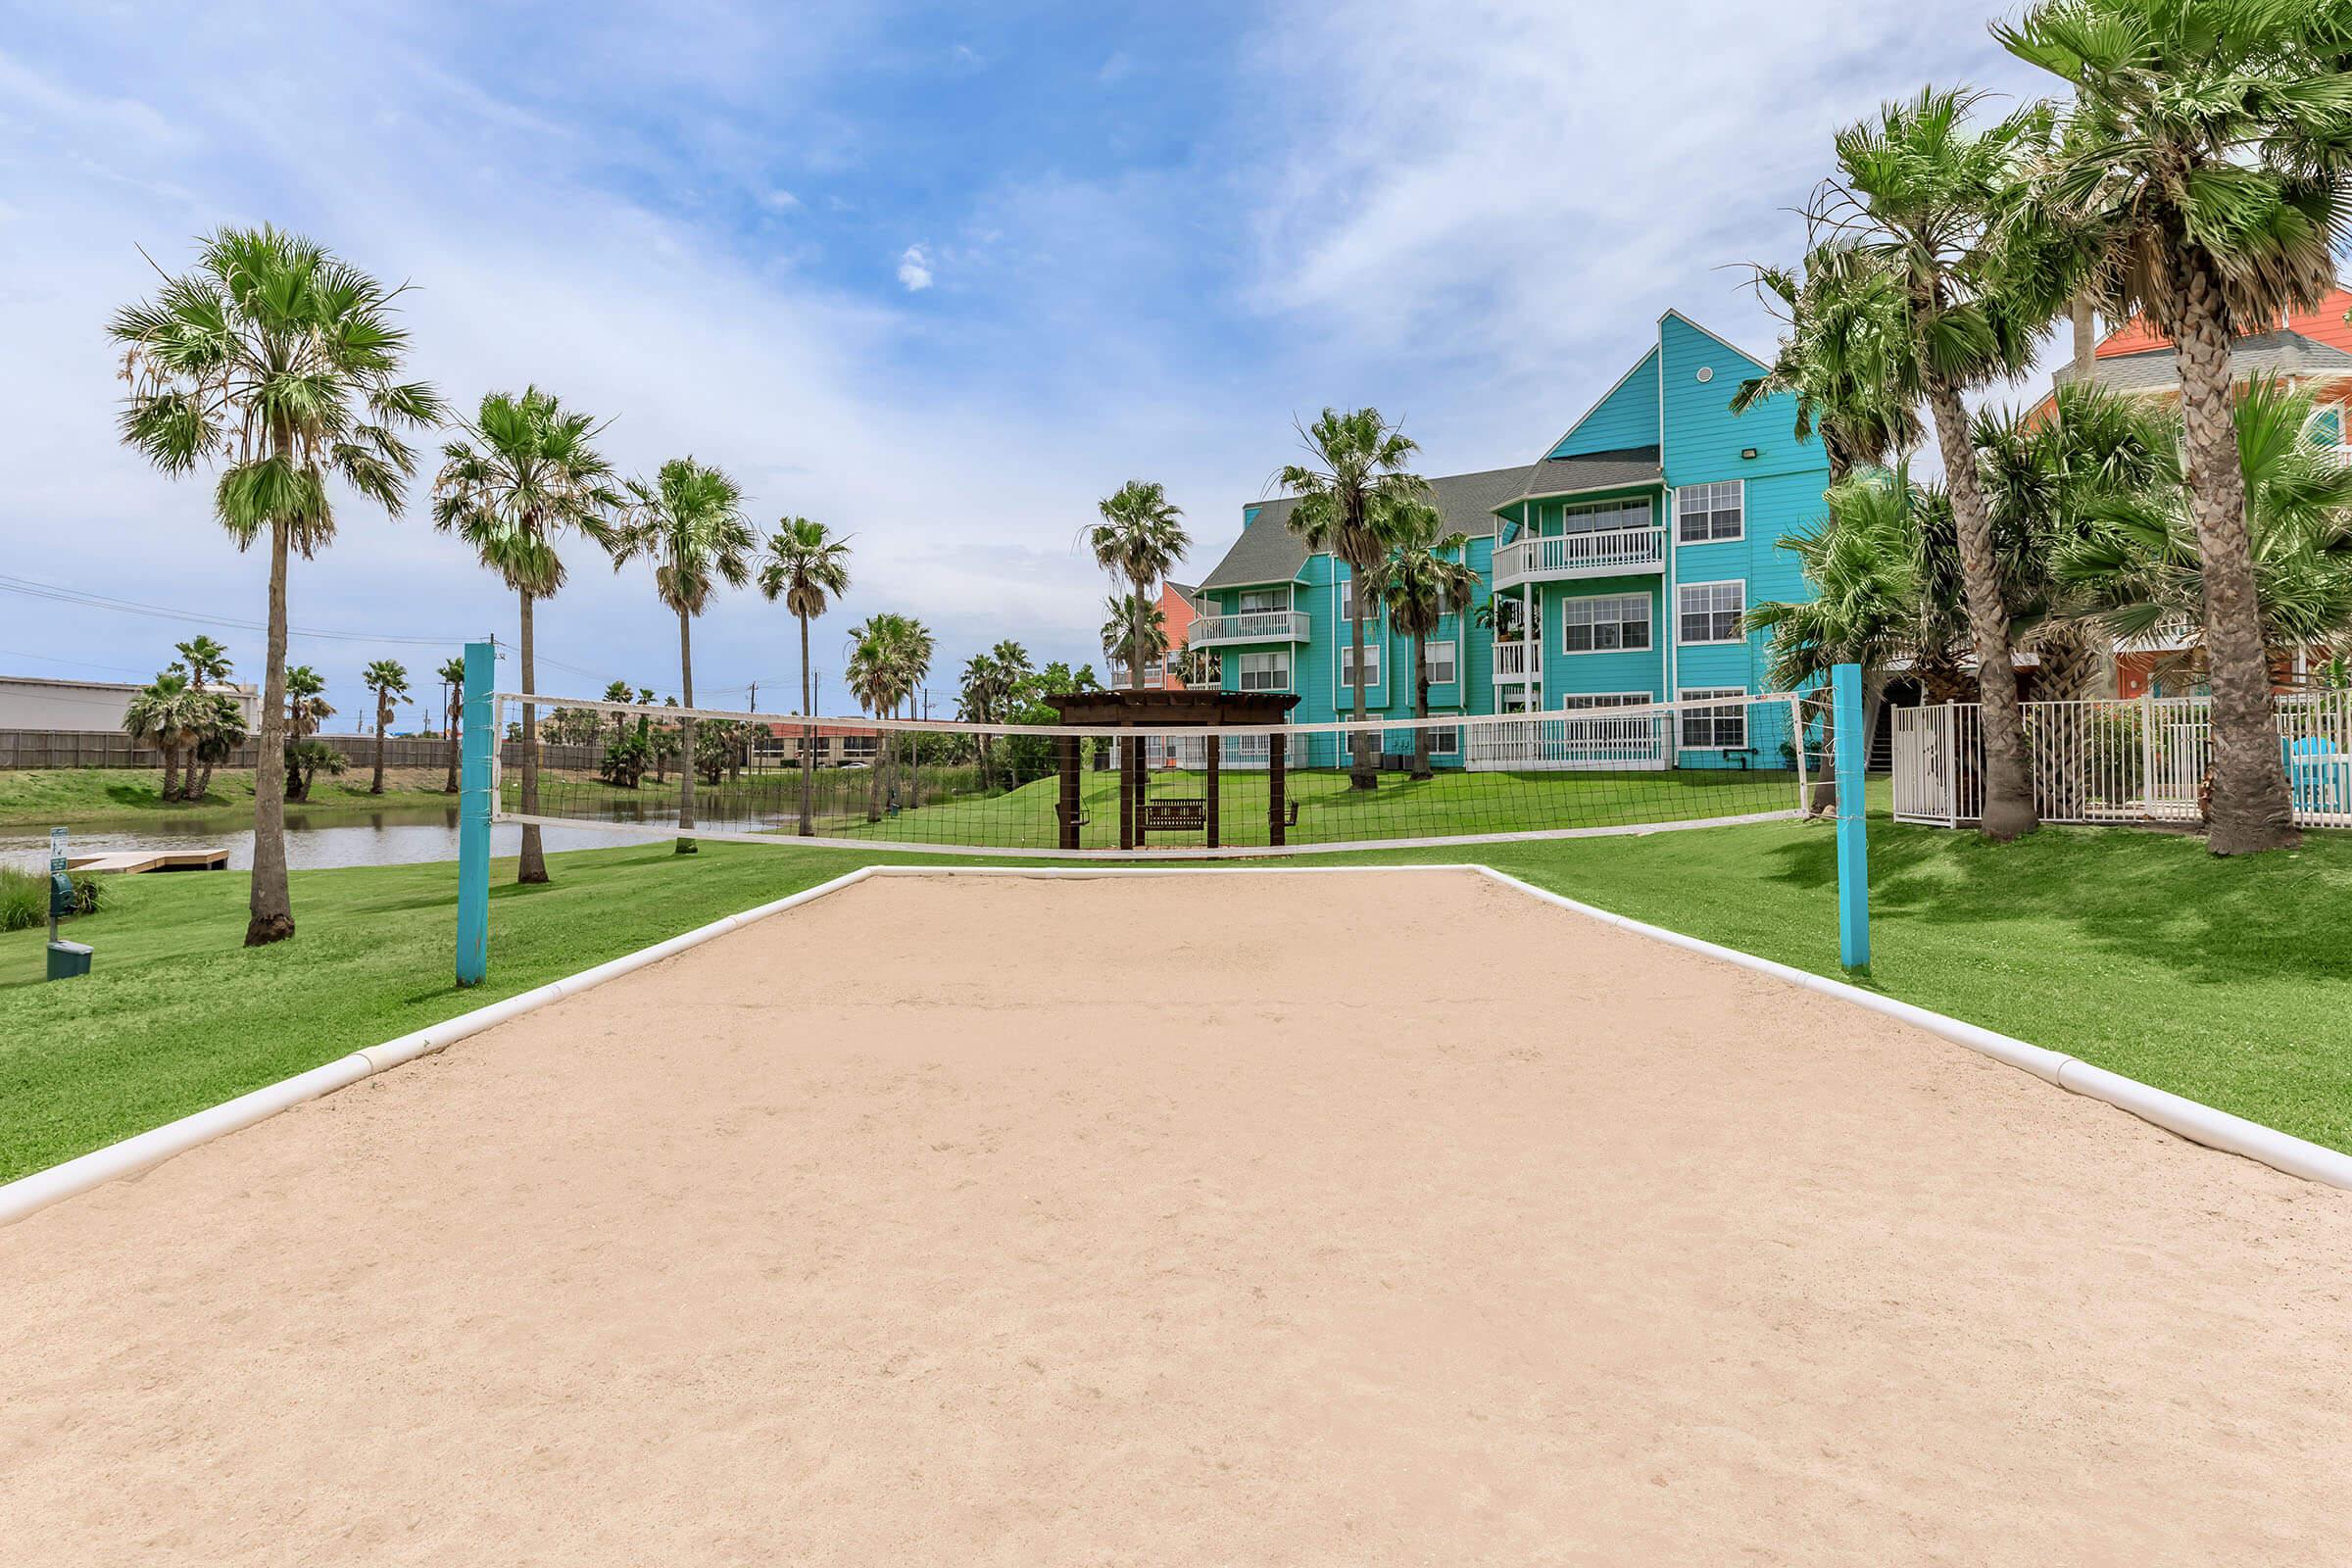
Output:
(896, 242), (934, 291)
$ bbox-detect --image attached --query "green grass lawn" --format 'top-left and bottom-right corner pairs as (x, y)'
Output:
(2, 818), (2346, 1184)
(0, 765), (465, 827)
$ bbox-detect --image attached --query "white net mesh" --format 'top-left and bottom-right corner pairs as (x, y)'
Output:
(492, 691), (1810, 858)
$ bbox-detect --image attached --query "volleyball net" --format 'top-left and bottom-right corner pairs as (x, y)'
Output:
(488, 688), (1831, 858)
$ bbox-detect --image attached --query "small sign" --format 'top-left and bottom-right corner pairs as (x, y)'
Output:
(49, 825), (67, 875)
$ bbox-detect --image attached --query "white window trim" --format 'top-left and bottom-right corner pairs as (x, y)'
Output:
(1426, 722), (1461, 757)
(1676, 686), (1748, 750)
(1677, 579), (1746, 646)
(1559, 594), (1654, 657)
(1558, 495), (1655, 536)
(1676, 479), (1744, 545)
(1558, 691), (1654, 710)
(1336, 576), (1382, 626)
(1237, 650), (1291, 693)
(1238, 586), (1291, 614)
(1424, 639), (1458, 686)
(1337, 642), (1382, 690)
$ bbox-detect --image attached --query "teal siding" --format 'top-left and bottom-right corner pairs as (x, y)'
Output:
(1552, 348), (1659, 457)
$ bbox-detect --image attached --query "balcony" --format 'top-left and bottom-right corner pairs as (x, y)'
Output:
(1493, 641), (1542, 683)
(1463, 711), (1669, 772)
(1189, 610), (1311, 648)
(1491, 525), (1666, 590)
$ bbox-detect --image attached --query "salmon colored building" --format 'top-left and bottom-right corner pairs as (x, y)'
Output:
(1107, 580), (1204, 690)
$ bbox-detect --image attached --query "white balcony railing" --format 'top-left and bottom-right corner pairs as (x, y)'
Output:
(1463, 712), (1669, 771)
(1491, 525), (1666, 589)
(1189, 610), (1310, 647)
(1493, 642), (1541, 682)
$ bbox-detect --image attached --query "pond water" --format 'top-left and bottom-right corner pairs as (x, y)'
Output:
(1, 804), (673, 873)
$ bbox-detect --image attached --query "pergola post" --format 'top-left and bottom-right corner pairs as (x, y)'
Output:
(1117, 729), (1135, 851)
(1057, 735), (1081, 851)
(1268, 731), (1287, 848)
(1204, 731), (1221, 849)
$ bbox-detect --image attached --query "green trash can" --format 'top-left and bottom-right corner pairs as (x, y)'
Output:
(46, 940), (93, 981)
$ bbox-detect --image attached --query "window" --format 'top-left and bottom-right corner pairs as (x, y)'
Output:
(1239, 587), (1288, 614)
(1559, 496), (1653, 536)
(1561, 594), (1653, 654)
(1338, 578), (1381, 623)
(1238, 651), (1290, 692)
(1678, 580), (1744, 644)
(1339, 643), (1381, 688)
(1679, 687), (1747, 750)
(1425, 640), (1458, 685)
(1677, 480), (1743, 543)
(1560, 692), (1650, 710)
(1426, 724), (1460, 756)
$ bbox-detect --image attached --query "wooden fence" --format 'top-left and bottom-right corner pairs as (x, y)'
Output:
(0, 730), (609, 773)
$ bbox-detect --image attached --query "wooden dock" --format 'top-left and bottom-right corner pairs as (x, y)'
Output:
(67, 848), (230, 874)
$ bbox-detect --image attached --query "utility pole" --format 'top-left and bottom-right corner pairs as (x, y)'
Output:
(747, 680), (759, 712)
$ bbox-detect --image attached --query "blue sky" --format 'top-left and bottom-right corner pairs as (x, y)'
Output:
(0, 0), (2049, 717)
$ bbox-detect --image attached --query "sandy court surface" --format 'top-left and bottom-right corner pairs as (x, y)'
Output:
(3, 869), (2350, 1565)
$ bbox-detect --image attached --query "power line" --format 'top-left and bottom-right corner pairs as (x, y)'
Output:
(0, 572), (470, 649)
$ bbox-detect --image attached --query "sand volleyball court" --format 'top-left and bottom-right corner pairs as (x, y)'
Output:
(3, 869), (2349, 1564)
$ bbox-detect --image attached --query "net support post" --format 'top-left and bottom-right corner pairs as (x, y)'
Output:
(456, 639), (495, 988)
(1832, 662), (1870, 972)
(1267, 732), (1287, 848)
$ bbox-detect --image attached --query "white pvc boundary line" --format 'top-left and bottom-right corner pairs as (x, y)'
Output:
(495, 808), (1802, 859)
(5, 862), (2345, 1230)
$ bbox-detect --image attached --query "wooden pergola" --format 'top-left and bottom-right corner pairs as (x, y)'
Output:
(1043, 689), (1301, 851)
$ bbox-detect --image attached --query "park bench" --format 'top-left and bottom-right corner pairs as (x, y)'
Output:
(1142, 798), (1207, 831)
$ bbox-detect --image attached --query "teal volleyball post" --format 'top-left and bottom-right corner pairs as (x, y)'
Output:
(456, 639), (495, 987)
(1832, 662), (1870, 971)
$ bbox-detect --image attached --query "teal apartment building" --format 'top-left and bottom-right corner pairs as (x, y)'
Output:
(1191, 311), (1828, 769)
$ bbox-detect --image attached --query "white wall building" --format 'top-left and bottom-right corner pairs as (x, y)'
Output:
(0, 673), (262, 733)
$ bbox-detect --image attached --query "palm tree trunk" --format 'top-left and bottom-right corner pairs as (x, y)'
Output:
(517, 591), (548, 885)
(866, 716), (883, 822)
(798, 612), (816, 836)
(246, 518), (295, 945)
(1348, 569), (1374, 789)
(371, 698), (387, 794)
(676, 608), (698, 854)
(2071, 294), (2097, 379)
(1411, 632), (1432, 780)
(2171, 255), (2296, 854)
(1925, 371), (2036, 842)
(443, 687), (460, 794)
(195, 747), (216, 801)
(160, 742), (180, 803)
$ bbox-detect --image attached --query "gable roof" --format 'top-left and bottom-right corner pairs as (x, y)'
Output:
(1503, 445), (1664, 506)
(1198, 465), (1531, 590)
(2051, 327), (2352, 394)
(1165, 580), (1204, 614)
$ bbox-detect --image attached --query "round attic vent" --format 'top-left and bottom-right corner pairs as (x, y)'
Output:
(1694, 366), (1714, 383)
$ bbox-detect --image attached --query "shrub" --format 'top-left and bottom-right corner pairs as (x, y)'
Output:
(0, 866), (104, 933)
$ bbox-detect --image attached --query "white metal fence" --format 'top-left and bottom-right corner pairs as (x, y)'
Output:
(1891, 692), (2352, 829)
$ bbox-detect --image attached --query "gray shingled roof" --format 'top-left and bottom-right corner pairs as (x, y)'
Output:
(1199, 465), (1531, 590)
(1506, 444), (1663, 504)
(2052, 328), (2352, 393)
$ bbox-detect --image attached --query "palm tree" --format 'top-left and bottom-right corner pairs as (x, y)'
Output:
(172, 635), (234, 693)
(611, 457), (755, 854)
(362, 659), (410, 793)
(1175, 643), (1218, 687)
(1974, 383), (2179, 702)
(110, 224), (442, 944)
(1736, 242), (1925, 484)
(1365, 498), (1480, 780)
(846, 613), (912, 822)
(1277, 409), (1424, 788)
(1997, 0), (2352, 852)
(1819, 89), (2050, 841)
(1101, 592), (1169, 682)
(956, 640), (1031, 789)
(601, 682), (635, 750)
(437, 655), (467, 792)
(433, 386), (622, 884)
(186, 694), (249, 803)
(123, 670), (200, 802)
(1088, 481), (1189, 696)
(285, 664), (332, 740)
(2059, 378), (2352, 685)
(757, 515), (853, 835)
